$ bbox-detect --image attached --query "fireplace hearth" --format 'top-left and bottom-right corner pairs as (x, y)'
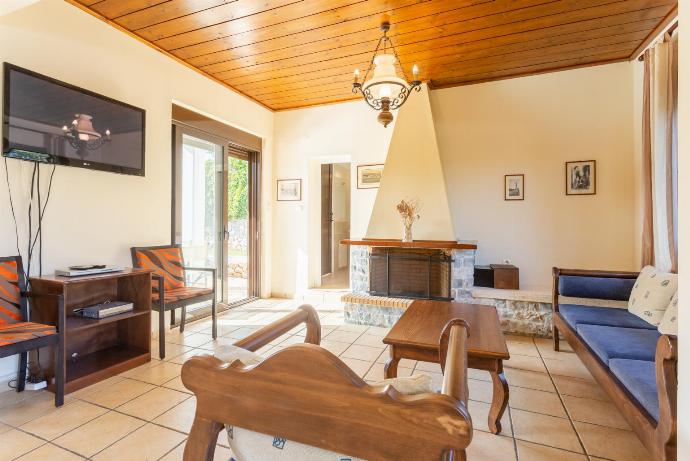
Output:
(369, 248), (451, 300)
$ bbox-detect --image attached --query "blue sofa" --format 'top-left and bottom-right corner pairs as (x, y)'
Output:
(552, 268), (677, 461)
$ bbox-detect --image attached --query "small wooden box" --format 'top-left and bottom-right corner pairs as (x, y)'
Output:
(490, 264), (519, 290)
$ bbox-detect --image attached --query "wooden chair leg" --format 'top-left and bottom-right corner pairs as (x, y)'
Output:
(183, 415), (222, 461)
(180, 306), (187, 333)
(553, 325), (560, 351)
(171, 309), (176, 328)
(159, 307), (166, 360)
(211, 298), (217, 339)
(17, 351), (27, 392)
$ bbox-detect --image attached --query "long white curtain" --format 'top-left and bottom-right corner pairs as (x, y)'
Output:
(642, 29), (678, 273)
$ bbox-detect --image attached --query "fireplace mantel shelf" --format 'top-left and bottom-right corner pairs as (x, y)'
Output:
(340, 239), (477, 250)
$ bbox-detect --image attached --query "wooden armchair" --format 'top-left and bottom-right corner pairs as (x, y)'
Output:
(181, 305), (473, 461)
(0, 256), (64, 406)
(131, 245), (217, 359)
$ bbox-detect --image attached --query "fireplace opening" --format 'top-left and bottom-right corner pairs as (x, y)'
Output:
(369, 248), (451, 300)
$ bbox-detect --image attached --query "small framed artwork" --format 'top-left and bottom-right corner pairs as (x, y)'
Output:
(276, 179), (302, 201)
(504, 174), (524, 201)
(566, 160), (596, 195)
(357, 163), (384, 189)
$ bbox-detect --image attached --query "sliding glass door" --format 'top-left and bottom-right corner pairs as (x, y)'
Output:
(173, 125), (260, 313)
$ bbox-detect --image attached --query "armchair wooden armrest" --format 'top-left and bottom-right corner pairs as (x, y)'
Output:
(655, 334), (677, 461)
(439, 319), (471, 406)
(234, 304), (321, 352)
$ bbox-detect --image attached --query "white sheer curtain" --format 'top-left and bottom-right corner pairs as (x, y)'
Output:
(642, 29), (678, 273)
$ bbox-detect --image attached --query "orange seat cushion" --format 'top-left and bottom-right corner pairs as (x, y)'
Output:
(152, 287), (213, 304)
(0, 260), (22, 326)
(0, 322), (56, 347)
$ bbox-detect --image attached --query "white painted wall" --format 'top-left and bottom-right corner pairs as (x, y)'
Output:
(431, 63), (638, 289)
(676, 0), (688, 452)
(271, 102), (394, 297)
(0, 1), (273, 387)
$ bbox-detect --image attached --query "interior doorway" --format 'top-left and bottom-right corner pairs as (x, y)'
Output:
(320, 162), (350, 289)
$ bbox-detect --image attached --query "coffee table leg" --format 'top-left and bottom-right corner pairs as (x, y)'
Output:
(488, 361), (509, 434)
(384, 346), (400, 379)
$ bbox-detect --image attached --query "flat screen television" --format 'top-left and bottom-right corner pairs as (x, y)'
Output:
(2, 63), (145, 176)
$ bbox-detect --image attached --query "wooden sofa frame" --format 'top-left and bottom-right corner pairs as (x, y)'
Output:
(182, 305), (473, 461)
(552, 268), (677, 461)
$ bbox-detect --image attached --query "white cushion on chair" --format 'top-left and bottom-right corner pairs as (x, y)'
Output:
(213, 344), (434, 461)
(658, 291), (678, 336)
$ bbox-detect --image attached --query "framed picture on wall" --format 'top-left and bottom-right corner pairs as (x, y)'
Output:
(504, 174), (524, 200)
(277, 179), (302, 201)
(357, 164), (384, 189)
(566, 160), (596, 195)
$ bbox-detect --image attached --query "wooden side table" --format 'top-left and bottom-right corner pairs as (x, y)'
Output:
(30, 268), (152, 394)
(383, 300), (511, 434)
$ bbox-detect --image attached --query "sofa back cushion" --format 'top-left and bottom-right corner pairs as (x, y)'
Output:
(658, 292), (678, 336)
(628, 266), (678, 326)
(559, 276), (636, 301)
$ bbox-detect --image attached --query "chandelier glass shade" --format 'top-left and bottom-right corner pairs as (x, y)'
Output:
(62, 114), (111, 151)
(352, 22), (421, 127)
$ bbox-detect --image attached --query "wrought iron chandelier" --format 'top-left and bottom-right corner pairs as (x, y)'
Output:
(352, 22), (421, 127)
(62, 114), (111, 152)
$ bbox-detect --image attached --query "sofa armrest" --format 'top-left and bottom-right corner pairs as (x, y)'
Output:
(655, 334), (677, 453)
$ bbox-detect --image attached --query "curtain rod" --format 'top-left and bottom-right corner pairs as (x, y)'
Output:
(637, 21), (678, 62)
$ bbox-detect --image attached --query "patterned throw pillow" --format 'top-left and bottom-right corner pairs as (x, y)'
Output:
(214, 345), (434, 461)
(628, 266), (678, 326)
(658, 292), (678, 336)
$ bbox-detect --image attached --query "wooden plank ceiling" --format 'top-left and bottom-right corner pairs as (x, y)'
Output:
(70, 0), (677, 111)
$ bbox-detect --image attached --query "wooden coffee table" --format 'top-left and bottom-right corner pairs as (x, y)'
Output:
(383, 300), (510, 434)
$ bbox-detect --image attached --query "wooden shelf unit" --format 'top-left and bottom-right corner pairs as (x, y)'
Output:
(30, 268), (152, 394)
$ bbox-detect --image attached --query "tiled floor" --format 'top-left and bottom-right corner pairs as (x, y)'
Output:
(0, 298), (654, 461)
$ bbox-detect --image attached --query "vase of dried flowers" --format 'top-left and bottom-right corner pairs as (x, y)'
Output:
(396, 199), (420, 243)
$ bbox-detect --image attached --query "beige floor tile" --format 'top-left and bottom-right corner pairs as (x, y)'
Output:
(0, 390), (64, 426)
(511, 408), (583, 453)
(353, 333), (387, 348)
(223, 326), (260, 340)
(504, 368), (556, 393)
(159, 441), (231, 461)
(510, 387), (568, 418)
(0, 421), (11, 434)
(340, 357), (374, 377)
(162, 375), (193, 394)
(118, 387), (191, 420)
(53, 411), (145, 457)
(504, 354), (548, 373)
(324, 329), (362, 343)
(0, 429), (45, 460)
(574, 422), (651, 461)
(93, 423), (186, 461)
(364, 326), (390, 337)
(468, 369), (492, 382)
(516, 440), (587, 461)
(21, 400), (108, 440)
(363, 365), (413, 382)
(151, 342), (194, 360)
(70, 375), (124, 400)
(534, 337), (574, 359)
(552, 375), (610, 402)
(14, 442), (85, 460)
(466, 430), (517, 461)
(80, 378), (156, 408)
(468, 400), (512, 435)
(563, 395), (630, 430)
(166, 332), (213, 348)
(278, 335), (308, 347)
(507, 339), (540, 357)
(125, 361), (183, 385)
(166, 348), (212, 365)
(337, 323), (369, 333)
(415, 361), (442, 373)
(153, 397), (197, 433)
(342, 344), (384, 361)
(119, 359), (163, 378)
(544, 357), (594, 381)
(319, 339), (351, 356)
(468, 378), (494, 404)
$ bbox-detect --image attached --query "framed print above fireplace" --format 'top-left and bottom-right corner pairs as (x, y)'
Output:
(357, 163), (384, 189)
(277, 179), (302, 201)
(504, 174), (524, 200)
(566, 160), (596, 195)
